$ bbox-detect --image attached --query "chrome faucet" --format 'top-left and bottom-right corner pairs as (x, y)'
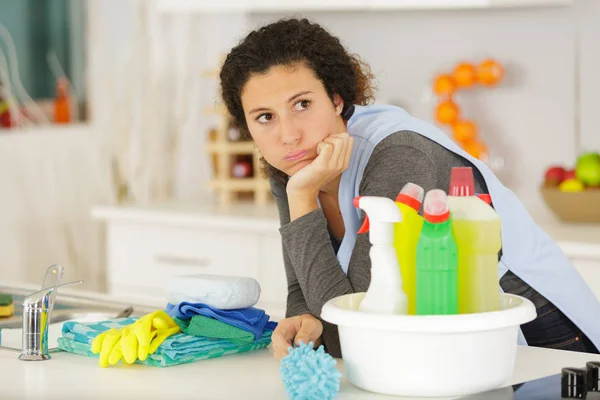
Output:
(19, 265), (83, 361)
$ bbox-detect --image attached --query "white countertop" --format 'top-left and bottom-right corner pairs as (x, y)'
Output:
(1, 343), (599, 399)
(2, 285), (596, 399)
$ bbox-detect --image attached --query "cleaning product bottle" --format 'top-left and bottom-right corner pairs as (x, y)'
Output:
(415, 189), (458, 315)
(394, 182), (425, 315)
(354, 195), (407, 315)
(447, 167), (501, 314)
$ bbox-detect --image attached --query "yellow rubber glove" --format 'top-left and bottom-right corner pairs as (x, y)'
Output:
(133, 310), (180, 361)
(134, 311), (157, 361)
(120, 327), (139, 365)
(91, 328), (125, 368)
(91, 311), (180, 367)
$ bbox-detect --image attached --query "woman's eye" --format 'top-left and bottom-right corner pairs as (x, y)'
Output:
(293, 99), (311, 111)
(257, 113), (273, 124)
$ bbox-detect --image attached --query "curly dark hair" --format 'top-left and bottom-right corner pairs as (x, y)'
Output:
(219, 18), (376, 185)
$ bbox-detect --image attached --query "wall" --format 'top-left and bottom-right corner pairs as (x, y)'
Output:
(149, 0), (600, 209)
(80, 0), (594, 212)
(578, 0), (600, 152)
(246, 5), (578, 208)
(167, 1), (598, 210)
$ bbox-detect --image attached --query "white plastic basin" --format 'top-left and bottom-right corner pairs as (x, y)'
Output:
(321, 292), (536, 398)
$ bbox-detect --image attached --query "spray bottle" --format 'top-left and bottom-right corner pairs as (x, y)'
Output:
(394, 182), (425, 315)
(447, 167), (501, 314)
(415, 189), (458, 315)
(354, 196), (408, 315)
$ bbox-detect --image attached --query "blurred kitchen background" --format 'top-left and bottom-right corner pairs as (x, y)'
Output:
(1, 0), (599, 317)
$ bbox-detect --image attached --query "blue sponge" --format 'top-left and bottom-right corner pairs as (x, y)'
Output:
(280, 341), (342, 400)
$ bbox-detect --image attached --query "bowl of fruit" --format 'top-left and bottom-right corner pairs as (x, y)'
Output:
(541, 151), (600, 223)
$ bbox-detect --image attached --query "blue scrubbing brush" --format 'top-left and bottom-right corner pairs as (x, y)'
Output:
(280, 341), (342, 400)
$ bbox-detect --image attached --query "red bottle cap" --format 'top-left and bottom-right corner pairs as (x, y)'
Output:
(395, 182), (424, 212)
(423, 189), (450, 223)
(449, 167), (475, 197)
(395, 194), (421, 212)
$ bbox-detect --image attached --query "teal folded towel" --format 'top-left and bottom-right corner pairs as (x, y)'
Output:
(61, 317), (135, 343)
(57, 317), (272, 367)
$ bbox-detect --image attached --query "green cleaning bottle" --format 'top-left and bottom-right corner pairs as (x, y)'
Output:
(416, 189), (459, 315)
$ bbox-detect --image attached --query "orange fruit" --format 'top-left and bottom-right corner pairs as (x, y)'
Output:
(462, 139), (487, 159)
(452, 120), (477, 143)
(433, 74), (456, 96)
(435, 100), (460, 125)
(453, 62), (477, 88)
(477, 59), (503, 86)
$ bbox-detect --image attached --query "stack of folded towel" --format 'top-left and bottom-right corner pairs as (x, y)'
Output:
(57, 316), (273, 367)
(164, 274), (278, 344)
(57, 274), (279, 367)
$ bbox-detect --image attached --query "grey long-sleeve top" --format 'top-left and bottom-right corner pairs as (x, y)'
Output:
(269, 130), (543, 358)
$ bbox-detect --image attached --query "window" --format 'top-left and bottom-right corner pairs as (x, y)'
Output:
(0, 0), (87, 128)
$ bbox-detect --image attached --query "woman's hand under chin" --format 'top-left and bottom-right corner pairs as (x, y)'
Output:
(286, 132), (354, 221)
(287, 132), (354, 196)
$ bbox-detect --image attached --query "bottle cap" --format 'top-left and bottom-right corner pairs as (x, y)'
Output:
(449, 167), (475, 197)
(423, 189), (450, 223)
(395, 182), (424, 212)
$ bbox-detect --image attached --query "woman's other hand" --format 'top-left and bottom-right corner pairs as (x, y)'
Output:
(271, 314), (324, 361)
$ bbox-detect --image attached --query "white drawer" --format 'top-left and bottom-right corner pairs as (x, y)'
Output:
(106, 222), (261, 294)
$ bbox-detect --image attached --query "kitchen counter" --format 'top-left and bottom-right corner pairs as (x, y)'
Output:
(5, 206), (600, 400)
(2, 285), (598, 399)
(1, 343), (600, 399)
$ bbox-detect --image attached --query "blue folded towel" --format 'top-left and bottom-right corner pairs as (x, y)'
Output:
(165, 302), (278, 341)
(58, 317), (273, 367)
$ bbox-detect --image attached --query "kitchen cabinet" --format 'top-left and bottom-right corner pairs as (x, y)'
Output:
(92, 202), (288, 319)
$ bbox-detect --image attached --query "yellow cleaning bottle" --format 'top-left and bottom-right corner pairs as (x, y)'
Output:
(447, 167), (501, 314)
(394, 183), (424, 315)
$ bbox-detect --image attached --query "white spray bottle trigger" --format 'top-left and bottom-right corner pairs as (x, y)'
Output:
(354, 196), (402, 246)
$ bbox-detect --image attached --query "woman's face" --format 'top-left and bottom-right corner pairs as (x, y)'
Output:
(240, 62), (345, 176)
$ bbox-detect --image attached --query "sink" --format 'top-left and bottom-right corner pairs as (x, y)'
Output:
(0, 285), (155, 354)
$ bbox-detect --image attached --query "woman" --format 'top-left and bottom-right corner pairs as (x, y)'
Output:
(219, 18), (600, 360)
